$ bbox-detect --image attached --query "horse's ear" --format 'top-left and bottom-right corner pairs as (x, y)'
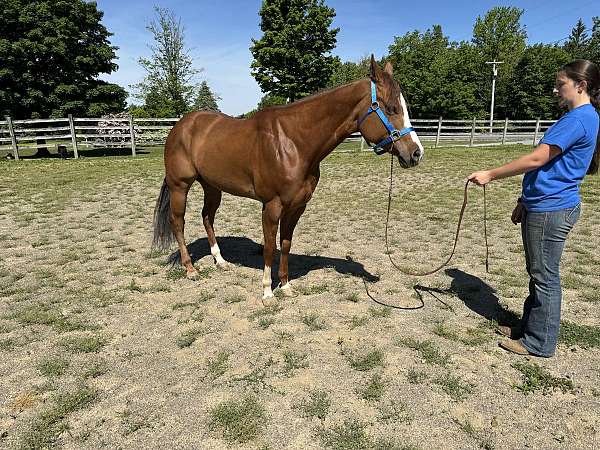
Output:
(369, 54), (382, 82)
(383, 61), (393, 76)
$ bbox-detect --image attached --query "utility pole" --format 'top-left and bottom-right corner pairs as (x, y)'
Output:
(485, 61), (504, 134)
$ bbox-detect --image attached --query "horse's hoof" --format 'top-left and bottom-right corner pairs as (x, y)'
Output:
(278, 284), (298, 298)
(216, 260), (233, 271)
(262, 294), (279, 308)
(186, 269), (200, 280)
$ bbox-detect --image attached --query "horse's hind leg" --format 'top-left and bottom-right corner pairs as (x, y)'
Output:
(169, 177), (198, 277)
(199, 181), (229, 268)
(261, 198), (283, 302)
(278, 205), (305, 296)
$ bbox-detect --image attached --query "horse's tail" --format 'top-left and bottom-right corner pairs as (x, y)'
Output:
(152, 178), (174, 251)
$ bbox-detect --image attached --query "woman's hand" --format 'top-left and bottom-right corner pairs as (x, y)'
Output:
(511, 202), (524, 225)
(467, 170), (493, 186)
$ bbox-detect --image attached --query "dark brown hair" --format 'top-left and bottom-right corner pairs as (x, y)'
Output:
(560, 59), (600, 175)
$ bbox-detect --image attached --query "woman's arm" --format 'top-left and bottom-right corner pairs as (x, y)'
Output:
(468, 143), (562, 186)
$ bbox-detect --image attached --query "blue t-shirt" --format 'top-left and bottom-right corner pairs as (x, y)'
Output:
(522, 103), (599, 212)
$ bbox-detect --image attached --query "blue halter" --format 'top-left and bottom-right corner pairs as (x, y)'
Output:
(357, 80), (415, 155)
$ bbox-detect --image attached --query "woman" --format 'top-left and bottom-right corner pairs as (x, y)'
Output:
(468, 59), (600, 357)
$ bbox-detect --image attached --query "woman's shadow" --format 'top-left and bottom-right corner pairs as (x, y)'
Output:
(416, 268), (520, 325)
(168, 236), (379, 287)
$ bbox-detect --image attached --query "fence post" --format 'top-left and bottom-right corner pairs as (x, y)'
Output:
(360, 136), (365, 152)
(129, 116), (136, 157)
(533, 118), (540, 146)
(502, 117), (509, 145)
(435, 116), (442, 148)
(469, 117), (476, 147)
(68, 114), (79, 159)
(5, 116), (19, 160)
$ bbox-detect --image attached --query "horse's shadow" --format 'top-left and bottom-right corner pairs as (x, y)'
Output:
(168, 236), (379, 286)
(415, 268), (520, 325)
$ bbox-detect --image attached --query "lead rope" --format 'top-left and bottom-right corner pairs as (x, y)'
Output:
(363, 154), (489, 309)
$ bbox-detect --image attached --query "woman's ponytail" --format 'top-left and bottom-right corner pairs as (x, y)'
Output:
(587, 87), (600, 175)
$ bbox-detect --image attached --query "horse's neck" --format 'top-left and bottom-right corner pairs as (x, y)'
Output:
(281, 79), (370, 164)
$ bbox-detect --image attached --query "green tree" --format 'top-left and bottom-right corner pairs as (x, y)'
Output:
(388, 25), (484, 118)
(473, 6), (527, 119)
(193, 81), (220, 111)
(327, 56), (370, 88)
(0, 0), (126, 119)
(133, 6), (202, 117)
(507, 44), (571, 119)
(587, 16), (600, 66)
(564, 18), (590, 59)
(250, 0), (339, 102)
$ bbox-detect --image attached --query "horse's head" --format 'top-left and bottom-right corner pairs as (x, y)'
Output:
(358, 55), (424, 168)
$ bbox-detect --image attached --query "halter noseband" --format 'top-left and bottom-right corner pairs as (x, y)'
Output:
(357, 80), (415, 155)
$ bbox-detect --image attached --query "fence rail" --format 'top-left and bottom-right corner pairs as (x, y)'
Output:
(0, 115), (556, 160)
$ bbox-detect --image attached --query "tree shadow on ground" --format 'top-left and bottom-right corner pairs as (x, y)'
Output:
(414, 268), (521, 325)
(168, 236), (379, 286)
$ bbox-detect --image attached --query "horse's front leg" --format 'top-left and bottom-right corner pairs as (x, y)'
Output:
(278, 205), (306, 296)
(261, 198), (282, 302)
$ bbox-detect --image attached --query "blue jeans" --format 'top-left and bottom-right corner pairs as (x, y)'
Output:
(519, 203), (581, 357)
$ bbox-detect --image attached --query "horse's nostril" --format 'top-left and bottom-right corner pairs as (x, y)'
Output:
(412, 149), (422, 160)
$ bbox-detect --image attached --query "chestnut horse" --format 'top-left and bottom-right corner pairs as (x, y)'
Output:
(153, 56), (423, 301)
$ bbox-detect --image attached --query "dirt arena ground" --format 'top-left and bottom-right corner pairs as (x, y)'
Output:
(0, 144), (599, 449)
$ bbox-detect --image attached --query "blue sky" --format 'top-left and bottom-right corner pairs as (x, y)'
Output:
(96, 0), (600, 115)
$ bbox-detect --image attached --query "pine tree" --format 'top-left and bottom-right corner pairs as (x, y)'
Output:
(194, 81), (220, 111)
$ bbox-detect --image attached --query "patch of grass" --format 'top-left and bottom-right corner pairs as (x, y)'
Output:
(126, 279), (142, 292)
(248, 304), (283, 321)
(559, 321), (600, 348)
(368, 307), (392, 318)
(318, 418), (371, 450)
(166, 267), (187, 281)
(297, 283), (329, 295)
(224, 294), (245, 304)
(118, 407), (153, 436)
(396, 338), (450, 366)
(37, 356), (70, 377)
(301, 313), (327, 331)
(348, 315), (368, 330)
(296, 390), (331, 421)
(0, 337), (17, 351)
(18, 385), (96, 449)
(5, 303), (90, 333)
(208, 396), (266, 444)
(359, 372), (386, 402)
(198, 290), (215, 302)
(433, 373), (474, 401)
(347, 349), (385, 371)
(342, 292), (360, 303)
(433, 322), (492, 347)
(406, 368), (428, 384)
(258, 317), (275, 329)
(377, 400), (412, 424)
(176, 327), (204, 348)
(230, 358), (275, 392)
(206, 351), (230, 380)
(512, 361), (575, 395)
(283, 350), (309, 375)
(60, 335), (107, 353)
(82, 359), (108, 379)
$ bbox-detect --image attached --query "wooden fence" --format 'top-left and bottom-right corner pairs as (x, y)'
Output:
(0, 115), (555, 160)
